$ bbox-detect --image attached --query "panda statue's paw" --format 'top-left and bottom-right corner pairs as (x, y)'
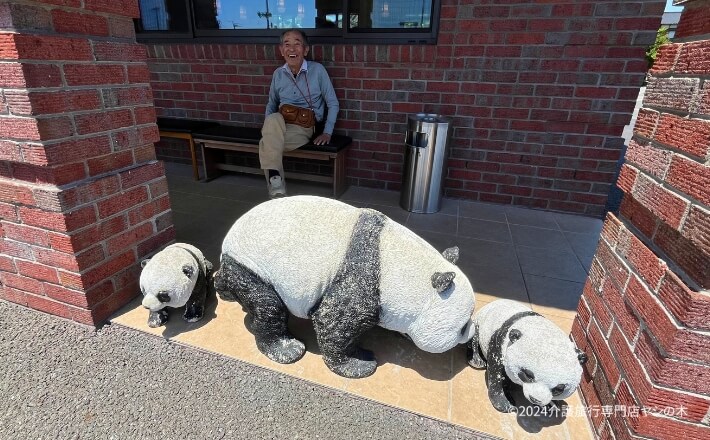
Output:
(492, 397), (517, 413)
(325, 348), (377, 379)
(147, 310), (169, 328)
(257, 336), (306, 364)
(466, 342), (487, 369)
(183, 304), (204, 322)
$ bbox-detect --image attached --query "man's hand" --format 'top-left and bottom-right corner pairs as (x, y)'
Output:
(312, 133), (331, 145)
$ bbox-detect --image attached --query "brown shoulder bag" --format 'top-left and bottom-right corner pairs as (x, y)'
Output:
(279, 103), (315, 129)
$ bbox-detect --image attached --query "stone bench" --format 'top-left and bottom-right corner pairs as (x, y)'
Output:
(192, 125), (352, 198)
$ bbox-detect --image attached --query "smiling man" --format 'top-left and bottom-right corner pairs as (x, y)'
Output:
(259, 29), (340, 198)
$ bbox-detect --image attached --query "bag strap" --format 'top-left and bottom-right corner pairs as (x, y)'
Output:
(287, 70), (314, 110)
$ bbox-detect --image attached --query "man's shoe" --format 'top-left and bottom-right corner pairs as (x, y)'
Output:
(268, 175), (286, 198)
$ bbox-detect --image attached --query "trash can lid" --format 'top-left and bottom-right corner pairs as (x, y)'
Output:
(410, 113), (450, 124)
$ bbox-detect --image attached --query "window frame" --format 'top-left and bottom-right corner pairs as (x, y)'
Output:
(135, 0), (441, 45)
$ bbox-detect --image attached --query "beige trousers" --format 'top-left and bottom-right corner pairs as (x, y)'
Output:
(259, 112), (314, 174)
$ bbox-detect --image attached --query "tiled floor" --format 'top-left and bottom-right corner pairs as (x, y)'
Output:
(113, 162), (601, 439)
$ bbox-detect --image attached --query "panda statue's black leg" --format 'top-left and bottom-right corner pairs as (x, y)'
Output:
(486, 363), (516, 413)
(183, 259), (212, 323)
(467, 322), (487, 369)
(147, 309), (169, 328)
(311, 210), (385, 379)
(215, 254), (305, 364)
(485, 327), (517, 412)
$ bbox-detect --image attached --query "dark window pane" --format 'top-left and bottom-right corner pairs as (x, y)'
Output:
(137, 0), (189, 31)
(348, 0), (432, 29)
(192, 0), (342, 30)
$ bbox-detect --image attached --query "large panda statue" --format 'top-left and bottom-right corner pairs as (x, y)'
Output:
(214, 196), (476, 379)
(468, 299), (588, 413)
(140, 243), (213, 328)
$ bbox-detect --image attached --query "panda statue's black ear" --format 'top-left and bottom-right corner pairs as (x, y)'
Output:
(442, 247), (459, 264)
(140, 258), (151, 268)
(576, 348), (588, 365)
(182, 264), (195, 278)
(509, 329), (522, 343)
(431, 271), (456, 294)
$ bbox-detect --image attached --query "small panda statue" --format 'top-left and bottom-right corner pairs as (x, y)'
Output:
(214, 196), (476, 379)
(468, 299), (587, 413)
(139, 243), (213, 328)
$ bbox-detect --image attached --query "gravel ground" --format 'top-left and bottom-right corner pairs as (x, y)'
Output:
(0, 301), (497, 440)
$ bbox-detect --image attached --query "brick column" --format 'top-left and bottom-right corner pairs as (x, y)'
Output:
(0, 0), (174, 326)
(572, 1), (710, 439)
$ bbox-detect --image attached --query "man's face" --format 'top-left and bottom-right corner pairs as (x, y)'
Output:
(279, 31), (309, 72)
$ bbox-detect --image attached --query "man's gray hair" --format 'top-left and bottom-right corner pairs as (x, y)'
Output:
(280, 28), (309, 47)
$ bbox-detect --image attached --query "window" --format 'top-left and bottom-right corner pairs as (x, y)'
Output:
(136, 0), (440, 44)
(136, 0), (191, 36)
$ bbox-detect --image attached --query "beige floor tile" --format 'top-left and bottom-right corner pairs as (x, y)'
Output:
(558, 392), (595, 439)
(530, 303), (579, 320)
(111, 287), (589, 439)
(450, 348), (510, 436)
(171, 300), (264, 363)
(543, 314), (576, 334)
(342, 327), (454, 421)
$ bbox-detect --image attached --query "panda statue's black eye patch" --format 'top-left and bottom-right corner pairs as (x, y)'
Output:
(518, 369), (535, 383)
(156, 292), (171, 303)
(552, 384), (566, 396)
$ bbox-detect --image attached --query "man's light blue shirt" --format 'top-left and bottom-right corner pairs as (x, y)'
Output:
(266, 60), (340, 135)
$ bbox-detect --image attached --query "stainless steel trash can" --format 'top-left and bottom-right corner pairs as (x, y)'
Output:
(400, 113), (452, 213)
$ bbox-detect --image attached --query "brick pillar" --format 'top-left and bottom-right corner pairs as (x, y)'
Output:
(572, 1), (710, 439)
(0, 1), (174, 326)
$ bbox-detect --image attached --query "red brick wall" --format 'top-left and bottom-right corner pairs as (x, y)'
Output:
(146, 0), (664, 217)
(0, 0), (172, 326)
(574, 1), (710, 438)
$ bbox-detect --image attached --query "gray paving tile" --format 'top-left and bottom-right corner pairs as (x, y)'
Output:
(505, 206), (560, 229)
(463, 263), (530, 305)
(454, 237), (519, 268)
(163, 161), (194, 178)
(458, 201), (507, 222)
(524, 274), (584, 317)
(510, 224), (574, 251)
(284, 180), (333, 198)
(340, 186), (400, 207)
(457, 217), (512, 243)
(565, 231), (601, 273)
(172, 211), (214, 245)
(213, 172), (265, 188)
(414, 229), (460, 254)
(405, 212), (458, 235)
(438, 197), (459, 216)
(370, 203), (411, 225)
(168, 191), (203, 213)
(516, 246), (589, 283)
(554, 213), (603, 234)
